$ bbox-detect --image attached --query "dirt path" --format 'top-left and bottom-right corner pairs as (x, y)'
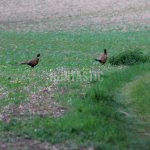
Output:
(0, 0), (150, 31)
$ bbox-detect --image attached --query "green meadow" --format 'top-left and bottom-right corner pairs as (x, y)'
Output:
(0, 30), (150, 149)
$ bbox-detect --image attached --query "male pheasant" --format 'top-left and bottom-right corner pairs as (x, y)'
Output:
(21, 54), (40, 68)
(95, 49), (107, 64)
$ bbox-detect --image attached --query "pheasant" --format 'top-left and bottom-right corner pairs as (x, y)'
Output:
(95, 49), (107, 64)
(21, 54), (40, 68)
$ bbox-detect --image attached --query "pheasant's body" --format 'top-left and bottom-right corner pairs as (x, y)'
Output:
(21, 54), (40, 68)
(95, 49), (107, 64)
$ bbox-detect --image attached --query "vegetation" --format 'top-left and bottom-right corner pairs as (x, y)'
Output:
(0, 30), (150, 149)
(109, 49), (149, 65)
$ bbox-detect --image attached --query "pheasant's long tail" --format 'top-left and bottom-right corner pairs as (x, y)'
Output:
(95, 59), (103, 63)
(21, 62), (28, 65)
(95, 58), (99, 61)
(95, 59), (101, 61)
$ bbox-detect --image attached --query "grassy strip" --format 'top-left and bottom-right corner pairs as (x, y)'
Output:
(122, 73), (150, 118)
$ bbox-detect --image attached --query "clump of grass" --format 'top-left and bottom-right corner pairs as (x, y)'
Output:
(88, 85), (113, 103)
(109, 49), (149, 65)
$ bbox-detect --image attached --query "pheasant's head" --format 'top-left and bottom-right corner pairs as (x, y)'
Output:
(104, 49), (107, 54)
(37, 54), (40, 57)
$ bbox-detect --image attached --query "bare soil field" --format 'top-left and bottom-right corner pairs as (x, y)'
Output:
(0, 0), (150, 31)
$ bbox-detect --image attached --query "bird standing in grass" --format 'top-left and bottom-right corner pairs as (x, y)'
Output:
(21, 54), (40, 68)
(95, 49), (107, 64)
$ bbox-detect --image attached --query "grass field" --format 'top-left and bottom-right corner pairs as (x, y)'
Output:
(0, 29), (150, 149)
(0, 0), (150, 149)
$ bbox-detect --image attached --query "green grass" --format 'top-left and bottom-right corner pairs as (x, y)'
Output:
(123, 73), (150, 118)
(0, 30), (150, 149)
(109, 49), (149, 65)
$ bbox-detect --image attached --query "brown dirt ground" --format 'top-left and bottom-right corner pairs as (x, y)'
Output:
(0, 0), (150, 32)
(0, 82), (66, 123)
